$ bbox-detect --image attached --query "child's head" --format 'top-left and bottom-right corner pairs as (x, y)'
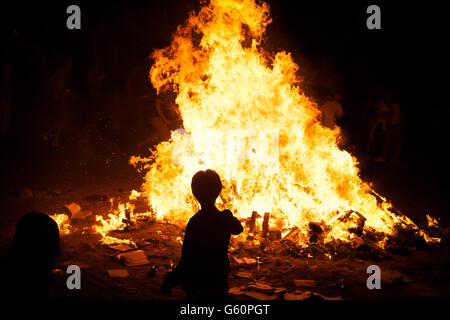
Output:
(191, 169), (222, 207)
(9, 212), (60, 268)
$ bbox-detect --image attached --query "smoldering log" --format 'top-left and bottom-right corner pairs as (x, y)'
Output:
(262, 212), (270, 239)
(247, 211), (258, 235)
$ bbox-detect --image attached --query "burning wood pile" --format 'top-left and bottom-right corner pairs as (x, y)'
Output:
(50, 0), (441, 258)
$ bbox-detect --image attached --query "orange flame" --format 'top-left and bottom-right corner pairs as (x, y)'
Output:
(56, 0), (439, 248)
(127, 0), (420, 246)
(49, 213), (71, 235)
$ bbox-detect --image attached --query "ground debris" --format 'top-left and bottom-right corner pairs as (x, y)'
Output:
(116, 250), (150, 266)
(65, 202), (81, 217)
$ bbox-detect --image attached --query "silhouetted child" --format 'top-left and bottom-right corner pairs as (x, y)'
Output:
(161, 170), (243, 300)
(3, 212), (60, 299)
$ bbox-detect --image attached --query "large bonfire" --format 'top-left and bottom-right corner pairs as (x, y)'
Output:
(53, 0), (438, 249)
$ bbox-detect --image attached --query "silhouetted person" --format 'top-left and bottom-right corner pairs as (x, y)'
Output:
(3, 212), (60, 300)
(367, 90), (393, 154)
(320, 92), (343, 130)
(375, 95), (404, 163)
(161, 170), (243, 300)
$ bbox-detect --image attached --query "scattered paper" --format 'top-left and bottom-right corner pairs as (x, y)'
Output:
(107, 269), (129, 278)
(117, 250), (150, 267)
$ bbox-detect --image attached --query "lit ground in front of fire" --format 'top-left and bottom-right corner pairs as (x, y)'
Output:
(1, 147), (449, 300)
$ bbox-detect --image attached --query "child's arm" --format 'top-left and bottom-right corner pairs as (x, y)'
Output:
(224, 210), (244, 235)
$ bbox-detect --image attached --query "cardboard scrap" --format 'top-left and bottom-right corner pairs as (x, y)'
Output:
(117, 250), (150, 267)
(65, 202), (81, 216)
(107, 269), (129, 278)
(294, 279), (316, 287)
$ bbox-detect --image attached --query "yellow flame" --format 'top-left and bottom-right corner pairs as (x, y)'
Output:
(49, 213), (71, 235)
(426, 214), (439, 228)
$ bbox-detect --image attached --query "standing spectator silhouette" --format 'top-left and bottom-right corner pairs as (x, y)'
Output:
(161, 170), (243, 300)
(375, 94), (404, 163)
(3, 212), (60, 300)
(320, 91), (344, 130)
(367, 90), (393, 154)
